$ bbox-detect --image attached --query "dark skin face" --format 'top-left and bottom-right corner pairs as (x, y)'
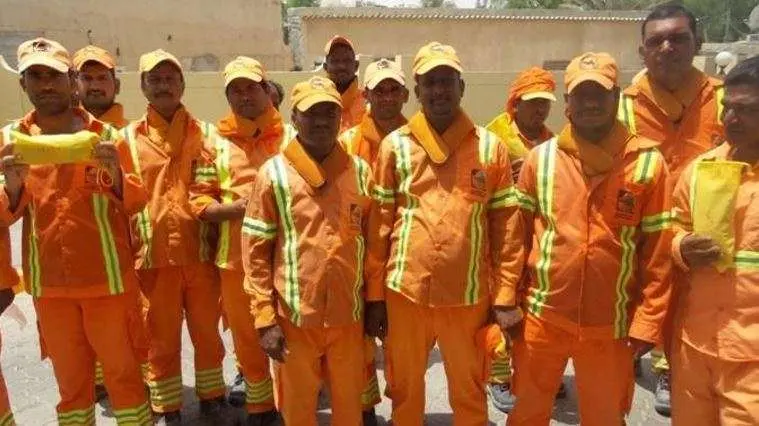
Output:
(414, 66), (465, 134)
(366, 79), (409, 122)
(267, 81), (282, 110)
(722, 83), (759, 162)
(640, 16), (699, 91)
(226, 78), (271, 121)
(565, 81), (620, 143)
(77, 61), (120, 117)
(140, 62), (184, 120)
(514, 98), (551, 137)
(324, 44), (358, 92)
(20, 65), (75, 116)
(293, 102), (341, 162)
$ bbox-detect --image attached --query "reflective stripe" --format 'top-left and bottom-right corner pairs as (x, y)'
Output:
(213, 131), (233, 268)
(514, 188), (537, 212)
(735, 250), (759, 270)
(351, 155), (369, 321)
(372, 185), (395, 204)
(113, 402), (152, 426)
(361, 374), (381, 406)
(465, 202), (484, 305)
(613, 226), (636, 338)
(193, 167), (216, 182)
(618, 95), (637, 134)
(0, 410), (14, 426)
(246, 377), (274, 404)
(641, 211), (672, 233)
(148, 376), (183, 407)
(57, 406), (95, 426)
(281, 124), (297, 151)
(488, 187), (520, 210)
(352, 156), (370, 197)
(242, 217), (277, 239)
(387, 132), (416, 292)
(633, 149), (659, 184)
(476, 127), (496, 165)
(716, 86), (725, 124)
(528, 139), (558, 316)
(195, 367), (225, 395)
(123, 124), (154, 269)
(93, 194), (124, 295)
(342, 126), (360, 155)
(27, 202), (41, 297)
(269, 157), (301, 325)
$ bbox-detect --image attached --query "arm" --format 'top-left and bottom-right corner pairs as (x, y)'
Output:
(102, 135), (148, 216)
(0, 227), (17, 314)
(0, 142), (30, 226)
(188, 145), (241, 223)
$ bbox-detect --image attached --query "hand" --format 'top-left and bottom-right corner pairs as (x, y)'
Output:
(0, 289), (14, 315)
(258, 324), (287, 362)
(364, 301), (388, 339)
(1, 144), (29, 194)
(493, 306), (524, 340)
(627, 337), (654, 358)
(92, 141), (121, 177)
(680, 234), (722, 268)
(232, 198), (248, 215)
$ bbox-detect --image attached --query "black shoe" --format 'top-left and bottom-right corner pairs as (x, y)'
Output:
(362, 407), (379, 426)
(229, 372), (246, 408)
(634, 356), (643, 377)
(556, 381), (567, 399)
(654, 372), (671, 417)
(94, 384), (109, 402)
(247, 409), (281, 426)
(155, 411), (182, 426)
(200, 395), (226, 418)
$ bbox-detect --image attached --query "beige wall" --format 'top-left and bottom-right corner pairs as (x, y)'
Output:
(299, 18), (644, 72)
(0, 0), (291, 71)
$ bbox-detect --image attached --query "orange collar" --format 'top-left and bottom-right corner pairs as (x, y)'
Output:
(217, 106), (284, 154)
(557, 121), (633, 177)
(144, 105), (193, 158)
(97, 103), (128, 128)
(406, 109), (476, 164)
(634, 68), (709, 122)
(19, 107), (93, 135)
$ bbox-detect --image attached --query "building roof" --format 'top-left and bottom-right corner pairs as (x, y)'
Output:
(291, 7), (648, 22)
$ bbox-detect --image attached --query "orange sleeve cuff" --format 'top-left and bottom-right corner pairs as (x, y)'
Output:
(119, 173), (149, 216)
(672, 231), (691, 272)
(628, 317), (661, 345)
(492, 284), (516, 307)
(253, 303), (278, 329)
(0, 189), (29, 226)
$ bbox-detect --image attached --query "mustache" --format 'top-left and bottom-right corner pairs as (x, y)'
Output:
(86, 90), (106, 96)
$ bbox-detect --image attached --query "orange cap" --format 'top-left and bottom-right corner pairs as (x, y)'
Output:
(324, 35), (355, 56)
(17, 38), (71, 73)
(413, 42), (463, 76)
(363, 58), (405, 90)
(290, 76), (342, 112)
(224, 56), (266, 87)
(139, 49), (182, 73)
(564, 52), (618, 94)
(73, 45), (116, 71)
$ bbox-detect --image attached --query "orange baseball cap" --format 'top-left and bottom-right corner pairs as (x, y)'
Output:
(291, 76), (343, 112)
(413, 42), (463, 76)
(564, 52), (618, 94)
(73, 45), (116, 71)
(17, 38), (71, 73)
(364, 58), (405, 90)
(224, 56), (266, 87)
(324, 35), (355, 56)
(139, 49), (182, 73)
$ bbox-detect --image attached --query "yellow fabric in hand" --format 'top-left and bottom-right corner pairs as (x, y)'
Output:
(12, 130), (99, 165)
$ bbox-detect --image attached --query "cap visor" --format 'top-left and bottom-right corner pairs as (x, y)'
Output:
(365, 72), (405, 90)
(325, 37), (355, 55)
(414, 59), (463, 76)
(18, 56), (69, 73)
(75, 55), (114, 71)
(142, 58), (183, 74)
(295, 95), (343, 112)
(225, 72), (264, 87)
(567, 75), (615, 94)
(521, 91), (556, 102)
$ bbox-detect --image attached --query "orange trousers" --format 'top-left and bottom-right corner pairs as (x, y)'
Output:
(0, 336), (15, 426)
(36, 293), (151, 425)
(139, 263), (225, 412)
(671, 340), (759, 425)
(275, 319), (364, 426)
(362, 338), (382, 409)
(385, 290), (488, 426)
(220, 269), (274, 413)
(508, 314), (634, 426)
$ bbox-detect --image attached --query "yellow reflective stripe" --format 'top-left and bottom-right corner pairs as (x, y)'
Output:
(613, 226), (636, 339)
(634, 149), (659, 184)
(269, 157), (301, 325)
(147, 376), (183, 406)
(93, 194), (124, 294)
(477, 127), (496, 165)
(245, 377), (274, 404)
(113, 402), (152, 426)
(528, 139), (558, 316)
(387, 132), (417, 292)
(123, 124), (153, 269)
(57, 406), (95, 426)
(735, 251), (759, 270)
(352, 234), (366, 321)
(372, 185), (395, 204)
(0, 411), (15, 426)
(95, 362), (104, 384)
(195, 368), (225, 394)
(342, 126), (359, 155)
(488, 186), (521, 210)
(465, 203), (484, 305)
(716, 86), (725, 124)
(352, 156), (370, 197)
(361, 374), (381, 406)
(618, 95), (637, 134)
(641, 211), (672, 233)
(242, 217), (277, 239)
(214, 132), (233, 268)
(27, 203), (41, 297)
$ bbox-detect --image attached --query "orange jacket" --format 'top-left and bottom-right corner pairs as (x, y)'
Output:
(0, 227), (18, 290)
(189, 107), (284, 271)
(671, 143), (759, 361)
(366, 110), (523, 307)
(242, 140), (373, 329)
(338, 112), (407, 166)
(618, 68), (724, 187)
(97, 103), (129, 129)
(339, 79), (367, 133)
(0, 108), (147, 298)
(510, 123), (673, 343)
(122, 106), (216, 269)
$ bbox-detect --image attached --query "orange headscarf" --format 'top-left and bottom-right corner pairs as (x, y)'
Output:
(506, 67), (556, 116)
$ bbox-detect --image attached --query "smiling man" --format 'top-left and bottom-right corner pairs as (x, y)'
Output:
(73, 45), (128, 129)
(323, 35), (366, 132)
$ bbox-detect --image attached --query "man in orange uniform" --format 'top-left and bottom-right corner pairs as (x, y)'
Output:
(323, 35), (366, 132)
(338, 57), (408, 425)
(617, 4), (724, 415)
(0, 229), (18, 426)
(501, 52), (673, 426)
(73, 45), (129, 129)
(243, 75), (370, 426)
(0, 37), (151, 425)
(189, 56), (281, 425)
(364, 42), (522, 425)
(124, 49), (226, 424)
(668, 56), (759, 425)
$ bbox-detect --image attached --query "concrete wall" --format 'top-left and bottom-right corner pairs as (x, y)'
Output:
(0, 0), (292, 71)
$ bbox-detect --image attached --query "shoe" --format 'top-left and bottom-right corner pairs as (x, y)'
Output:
(487, 382), (516, 414)
(247, 409), (281, 426)
(229, 372), (246, 408)
(200, 395), (226, 418)
(155, 411), (182, 426)
(634, 356), (643, 377)
(362, 407), (379, 426)
(556, 381), (567, 399)
(654, 372), (671, 417)
(94, 384), (108, 402)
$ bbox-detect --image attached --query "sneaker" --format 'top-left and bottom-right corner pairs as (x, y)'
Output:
(200, 395), (226, 418)
(229, 372), (246, 407)
(556, 381), (567, 399)
(155, 411), (182, 426)
(94, 384), (108, 402)
(362, 407), (379, 426)
(634, 356), (643, 378)
(654, 372), (671, 417)
(247, 409), (281, 426)
(487, 383), (516, 414)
